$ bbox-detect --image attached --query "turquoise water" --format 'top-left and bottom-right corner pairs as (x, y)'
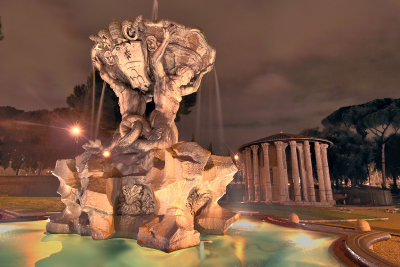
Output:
(0, 220), (344, 267)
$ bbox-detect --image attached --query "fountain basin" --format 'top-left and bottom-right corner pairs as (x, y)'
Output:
(0, 219), (344, 266)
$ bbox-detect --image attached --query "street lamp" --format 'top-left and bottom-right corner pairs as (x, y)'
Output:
(102, 150), (111, 158)
(70, 125), (82, 155)
(70, 126), (81, 137)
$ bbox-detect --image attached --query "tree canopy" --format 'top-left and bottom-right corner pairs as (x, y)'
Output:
(0, 69), (198, 175)
(0, 106), (81, 175)
(0, 16), (4, 40)
(321, 98), (400, 187)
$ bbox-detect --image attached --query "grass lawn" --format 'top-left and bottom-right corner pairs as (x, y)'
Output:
(0, 197), (383, 221)
(221, 202), (379, 220)
(0, 197), (65, 214)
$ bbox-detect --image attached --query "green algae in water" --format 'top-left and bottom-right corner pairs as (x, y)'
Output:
(0, 220), (344, 267)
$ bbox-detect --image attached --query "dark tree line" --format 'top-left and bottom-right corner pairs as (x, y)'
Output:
(0, 71), (197, 175)
(301, 98), (400, 190)
(0, 107), (80, 175)
(0, 16), (4, 40)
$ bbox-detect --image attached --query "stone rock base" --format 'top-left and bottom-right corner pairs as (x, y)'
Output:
(138, 215), (200, 252)
(195, 204), (240, 234)
(47, 141), (238, 252)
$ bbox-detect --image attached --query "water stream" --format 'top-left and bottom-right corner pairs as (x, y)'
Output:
(94, 81), (106, 140)
(152, 0), (159, 21)
(213, 68), (227, 154)
(194, 69), (227, 155)
(91, 67), (96, 140)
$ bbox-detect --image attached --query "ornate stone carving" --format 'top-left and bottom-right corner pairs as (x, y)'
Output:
(185, 188), (211, 216)
(89, 16), (215, 153)
(117, 184), (155, 215)
(47, 16), (237, 253)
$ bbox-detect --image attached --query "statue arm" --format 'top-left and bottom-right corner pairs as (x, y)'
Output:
(180, 72), (206, 96)
(151, 28), (172, 78)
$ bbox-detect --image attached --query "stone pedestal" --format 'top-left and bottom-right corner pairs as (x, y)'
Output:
(47, 142), (238, 252)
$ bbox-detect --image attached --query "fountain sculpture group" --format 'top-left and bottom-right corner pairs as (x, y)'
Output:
(46, 16), (238, 252)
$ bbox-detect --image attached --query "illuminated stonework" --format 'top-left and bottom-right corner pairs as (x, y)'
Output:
(238, 133), (335, 206)
(46, 16), (238, 252)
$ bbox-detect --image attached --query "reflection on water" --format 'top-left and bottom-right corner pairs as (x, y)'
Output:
(0, 220), (344, 267)
(0, 221), (62, 267)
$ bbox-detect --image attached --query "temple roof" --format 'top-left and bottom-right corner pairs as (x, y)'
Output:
(238, 132), (333, 151)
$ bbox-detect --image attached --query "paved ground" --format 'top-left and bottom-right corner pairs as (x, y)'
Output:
(373, 235), (400, 265)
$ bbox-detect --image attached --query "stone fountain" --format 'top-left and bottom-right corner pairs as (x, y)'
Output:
(46, 16), (239, 252)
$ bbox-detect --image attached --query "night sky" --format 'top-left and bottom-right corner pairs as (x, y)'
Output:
(1, 0), (400, 151)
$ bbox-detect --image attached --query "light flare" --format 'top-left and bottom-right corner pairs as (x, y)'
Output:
(234, 236), (245, 265)
(71, 126), (81, 136)
(289, 232), (326, 250)
(231, 220), (258, 231)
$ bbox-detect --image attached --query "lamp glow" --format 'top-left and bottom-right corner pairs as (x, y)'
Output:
(103, 150), (111, 158)
(234, 154), (239, 161)
(71, 126), (81, 136)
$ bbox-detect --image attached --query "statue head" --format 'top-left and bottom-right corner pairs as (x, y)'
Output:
(98, 29), (113, 50)
(108, 19), (125, 44)
(146, 36), (158, 52)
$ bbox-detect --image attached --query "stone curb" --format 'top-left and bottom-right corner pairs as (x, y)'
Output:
(303, 218), (388, 223)
(248, 215), (398, 267)
(344, 231), (397, 267)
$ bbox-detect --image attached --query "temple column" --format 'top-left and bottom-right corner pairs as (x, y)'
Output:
(275, 141), (287, 202)
(281, 143), (290, 201)
(297, 144), (309, 202)
(289, 141), (301, 202)
(314, 142), (327, 202)
(240, 151), (248, 202)
(244, 148), (254, 202)
(304, 141), (316, 202)
(250, 145), (261, 202)
(261, 143), (272, 202)
(321, 144), (334, 201)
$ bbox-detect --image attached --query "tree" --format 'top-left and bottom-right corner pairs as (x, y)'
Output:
(0, 106), (80, 175)
(324, 127), (373, 186)
(379, 134), (400, 191)
(322, 98), (400, 187)
(300, 127), (373, 186)
(175, 92), (197, 122)
(0, 16), (4, 40)
(66, 71), (121, 140)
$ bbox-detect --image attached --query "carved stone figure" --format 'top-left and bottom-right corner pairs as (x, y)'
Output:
(89, 16), (215, 152)
(47, 16), (237, 252)
(117, 184), (155, 215)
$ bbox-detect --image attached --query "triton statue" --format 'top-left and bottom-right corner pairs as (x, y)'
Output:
(47, 16), (238, 252)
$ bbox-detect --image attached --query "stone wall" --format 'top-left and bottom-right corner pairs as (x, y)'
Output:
(0, 176), (59, 197)
(342, 187), (392, 206)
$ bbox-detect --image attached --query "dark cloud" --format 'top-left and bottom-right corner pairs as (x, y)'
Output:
(1, 0), (400, 150)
